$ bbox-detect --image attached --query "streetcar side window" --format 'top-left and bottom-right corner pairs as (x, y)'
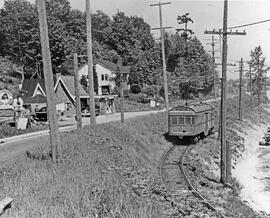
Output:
(185, 116), (191, 125)
(192, 116), (196, 124)
(171, 116), (178, 125)
(179, 116), (184, 124)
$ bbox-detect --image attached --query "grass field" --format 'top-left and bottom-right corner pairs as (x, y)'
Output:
(0, 123), (48, 139)
(0, 114), (174, 217)
(0, 94), (269, 217)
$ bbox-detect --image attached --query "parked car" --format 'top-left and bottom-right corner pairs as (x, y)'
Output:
(33, 106), (47, 121)
(259, 132), (270, 146)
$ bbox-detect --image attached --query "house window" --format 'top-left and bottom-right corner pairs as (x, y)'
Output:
(101, 74), (108, 81)
(66, 102), (72, 110)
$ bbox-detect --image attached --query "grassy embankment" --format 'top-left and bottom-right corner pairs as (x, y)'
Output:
(0, 109), (227, 217)
(0, 114), (181, 217)
(0, 123), (47, 139)
(185, 94), (270, 217)
(0, 94), (268, 217)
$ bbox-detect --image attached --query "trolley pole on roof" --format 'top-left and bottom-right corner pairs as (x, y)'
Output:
(37, 0), (61, 162)
(150, 2), (171, 118)
(205, 0), (246, 184)
(86, 0), (96, 126)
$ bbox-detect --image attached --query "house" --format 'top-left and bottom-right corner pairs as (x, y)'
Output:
(78, 59), (130, 96)
(21, 74), (117, 116)
(21, 76), (87, 116)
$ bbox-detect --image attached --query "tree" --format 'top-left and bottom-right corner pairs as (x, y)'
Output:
(0, 0), (40, 75)
(167, 34), (213, 99)
(106, 12), (161, 86)
(176, 13), (194, 40)
(249, 46), (269, 105)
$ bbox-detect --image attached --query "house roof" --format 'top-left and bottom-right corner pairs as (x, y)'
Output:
(21, 79), (47, 104)
(21, 79), (46, 97)
(21, 76), (88, 104)
(59, 76), (88, 96)
(79, 59), (130, 74)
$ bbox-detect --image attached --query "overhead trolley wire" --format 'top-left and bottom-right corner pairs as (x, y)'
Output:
(228, 18), (270, 29)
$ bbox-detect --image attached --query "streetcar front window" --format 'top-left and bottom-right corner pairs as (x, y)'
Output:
(171, 116), (178, 125)
(185, 116), (191, 124)
(179, 116), (184, 124)
(192, 116), (196, 124)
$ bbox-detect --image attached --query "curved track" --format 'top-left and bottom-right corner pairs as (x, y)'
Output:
(160, 143), (225, 217)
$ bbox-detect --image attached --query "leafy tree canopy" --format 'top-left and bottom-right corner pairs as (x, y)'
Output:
(248, 46), (269, 104)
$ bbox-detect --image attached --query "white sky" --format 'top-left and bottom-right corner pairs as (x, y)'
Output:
(1, 0), (270, 79)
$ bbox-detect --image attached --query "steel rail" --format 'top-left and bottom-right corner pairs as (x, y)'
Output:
(159, 143), (225, 218)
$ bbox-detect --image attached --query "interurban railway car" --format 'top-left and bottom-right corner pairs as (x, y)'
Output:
(168, 102), (215, 139)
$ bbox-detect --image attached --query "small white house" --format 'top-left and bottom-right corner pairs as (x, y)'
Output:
(78, 59), (130, 96)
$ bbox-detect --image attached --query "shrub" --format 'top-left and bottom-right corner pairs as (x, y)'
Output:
(112, 86), (129, 97)
(141, 85), (156, 97)
(123, 89), (130, 97)
(129, 93), (150, 103)
(159, 86), (165, 98)
(130, 84), (141, 94)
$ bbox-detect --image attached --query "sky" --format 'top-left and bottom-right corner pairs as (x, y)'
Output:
(1, 0), (270, 79)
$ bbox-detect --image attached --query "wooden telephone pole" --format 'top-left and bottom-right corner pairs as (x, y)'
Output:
(86, 0), (96, 125)
(205, 0), (246, 184)
(37, 0), (61, 162)
(207, 36), (218, 98)
(74, 53), (82, 129)
(117, 57), (124, 123)
(249, 64), (253, 111)
(150, 2), (171, 116)
(239, 58), (243, 121)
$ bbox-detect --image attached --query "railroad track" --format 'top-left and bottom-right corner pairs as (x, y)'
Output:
(160, 142), (225, 217)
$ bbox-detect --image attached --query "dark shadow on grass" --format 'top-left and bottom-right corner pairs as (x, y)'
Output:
(25, 150), (52, 161)
(163, 132), (193, 145)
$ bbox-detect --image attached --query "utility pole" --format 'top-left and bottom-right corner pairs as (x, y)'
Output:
(207, 36), (217, 98)
(248, 64), (253, 111)
(150, 2), (171, 117)
(37, 0), (61, 162)
(204, 0), (246, 184)
(86, 0), (96, 125)
(74, 53), (82, 129)
(117, 57), (124, 123)
(264, 75), (267, 103)
(239, 58), (243, 121)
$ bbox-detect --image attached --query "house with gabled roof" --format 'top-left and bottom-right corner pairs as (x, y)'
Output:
(21, 75), (88, 116)
(78, 59), (130, 96)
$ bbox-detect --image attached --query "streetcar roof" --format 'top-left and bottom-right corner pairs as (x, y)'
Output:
(169, 102), (215, 114)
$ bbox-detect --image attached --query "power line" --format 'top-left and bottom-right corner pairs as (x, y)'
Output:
(228, 18), (270, 29)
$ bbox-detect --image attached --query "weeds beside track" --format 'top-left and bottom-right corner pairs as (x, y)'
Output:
(160, 140), (225, 217)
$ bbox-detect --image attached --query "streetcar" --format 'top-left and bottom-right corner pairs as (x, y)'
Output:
(168, 102), (215, 140)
